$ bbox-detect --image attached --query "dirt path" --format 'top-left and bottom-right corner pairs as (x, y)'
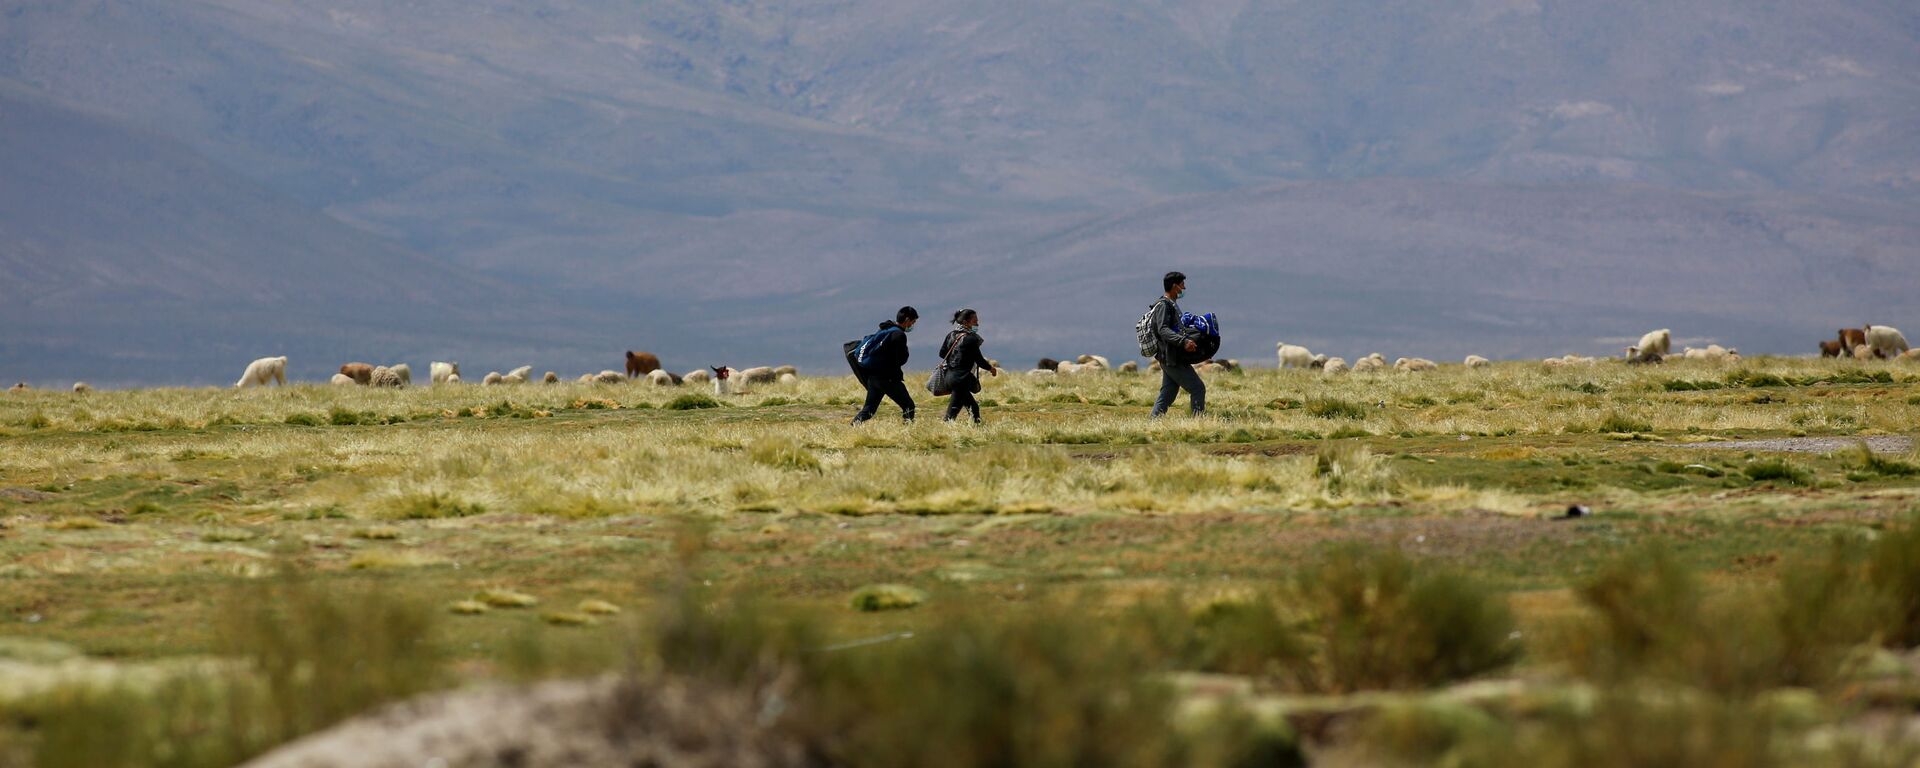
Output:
(1678, 436), (1912, 454)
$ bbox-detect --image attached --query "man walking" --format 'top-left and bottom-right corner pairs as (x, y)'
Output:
(1149, 272), (1204, 417)
(851, 306), (919, 424)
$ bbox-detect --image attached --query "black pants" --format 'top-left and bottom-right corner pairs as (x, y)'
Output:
(944, 386), (981, 423)
(854, 376), (915, 422)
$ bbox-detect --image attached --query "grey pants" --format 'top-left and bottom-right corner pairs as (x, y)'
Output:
(1152, 362), (1206, 417)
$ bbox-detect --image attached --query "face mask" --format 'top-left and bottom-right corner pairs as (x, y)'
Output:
(902, 325), (914, 333)
(1177, 290), (1186, 300)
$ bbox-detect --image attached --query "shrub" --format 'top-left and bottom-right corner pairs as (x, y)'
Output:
(1866, 519), (1920, 648)
(795, 607), (1194, 768)
(283, 412), (325, 427)
(1595, 412), (1653, 434)
(667, 393), (723, 410)
(748, 438), (822, 472)
(1305, 397), (1368, 420)
(327, 407), (368, 426)
(849, 584), (927, 612)
(1743, 459), (1812, 486)
(1184, 595), (1312, 682)
(1662, 379), (1723, 392)
(1726, 370), (1790, 388)
(1312, 443), (1396, 498)
(1295, 546), (1518, 691)
(387, 491), (486, 519)
(1847, 444), (1920, 478)
(1564, 545), (1874, 693)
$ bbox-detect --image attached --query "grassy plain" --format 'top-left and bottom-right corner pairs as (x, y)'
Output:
(2, 357), (1919, 765)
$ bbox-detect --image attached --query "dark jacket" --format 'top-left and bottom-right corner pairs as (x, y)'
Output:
(938, 330), (992, 378)
(1149, 296), (1187, 363)
(863, 321), (911, 379)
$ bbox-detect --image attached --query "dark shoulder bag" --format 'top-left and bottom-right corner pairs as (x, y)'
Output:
(925, 331), (967, 396)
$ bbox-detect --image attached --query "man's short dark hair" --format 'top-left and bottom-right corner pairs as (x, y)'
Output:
(897, 306), (920, 323)
(1163, 271), (1186, 293)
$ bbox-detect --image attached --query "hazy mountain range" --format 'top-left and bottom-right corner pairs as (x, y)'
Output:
(1, 0), (1916, 385)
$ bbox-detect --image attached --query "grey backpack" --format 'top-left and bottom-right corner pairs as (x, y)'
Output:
(1135, 299), (1167, 357)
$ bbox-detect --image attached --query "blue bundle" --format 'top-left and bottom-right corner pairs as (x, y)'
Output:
(1178, 311), (1222, 363)
(1180, 311), (1221, 338)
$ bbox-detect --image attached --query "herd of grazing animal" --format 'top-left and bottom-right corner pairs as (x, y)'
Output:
(1822, 326), (1913, 361)
(213, 350), (805, 400)
(7, 324), (1916, 396)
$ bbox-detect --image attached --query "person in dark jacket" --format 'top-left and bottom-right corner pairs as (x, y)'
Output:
(852, 306), (919, 424)
(938, 308), (999, 423)
(1149, 271), (1205, 417)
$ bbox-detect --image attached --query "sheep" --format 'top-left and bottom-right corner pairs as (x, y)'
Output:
(646, 369), (676, 386)
(445, 373), (462, 384)
(370, 366), (404, 388)
(778, 373), (798, 385)
(1853, 344), (1876, 361)
(682, 369), (712, 385)
(773, 365), (798, 378)
(7, 382), (27, 393)
(1395, 357), (1438, 372)
(1118, 360), (1140, 373)
(1075, 354), (1111, 370)
(625, 351), (662, 378)
(1220, 359), (1242, 371)
(71, 382), (92, 394)
(1276, 343), (1315, 369)
(430, 362), (460, 385)
(330, 373), (356, 386)
(1901, 349), (1920, 363)
(1818, 340), (1844, 358)
(1464, 355), (1491, 368)
(1309, 354), (1329, 369)
(1840, 328), (1868, 352)
(594, 370), (625, 385)
(1055, 361), (1086, 375)
(736, 366), (779, 385)
(1682, 345), (1735, 362)
(1195, 361), (1227, 374)
(1867, 325), (1910, 359)
(711, 366), (735, 396)
(1322, 357), (1349, 374)
(1026, 369), (1057, 377)
(1624, 329), (1671, 364)
(577, 373), (596, 384)
(503, 365), (533, 384)
(1148, 359), (1163, 372)
(388, 364), (412, 386)
(339, 362), (375, 385)
(1036, 357), (1061, 371)
(235, 356), (288, 388)
(482, 371), (505, 386)
(542, 371), (559, 384)
(1351, 356), (1385, 373)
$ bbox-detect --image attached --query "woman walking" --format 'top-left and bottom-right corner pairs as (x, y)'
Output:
(939, 308), (998, 423)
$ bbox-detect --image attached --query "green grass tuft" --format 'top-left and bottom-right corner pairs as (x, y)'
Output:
(1305, 397), (1369, 420)
(850, 584), (927, 612)
(666, 393), (723, 410)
